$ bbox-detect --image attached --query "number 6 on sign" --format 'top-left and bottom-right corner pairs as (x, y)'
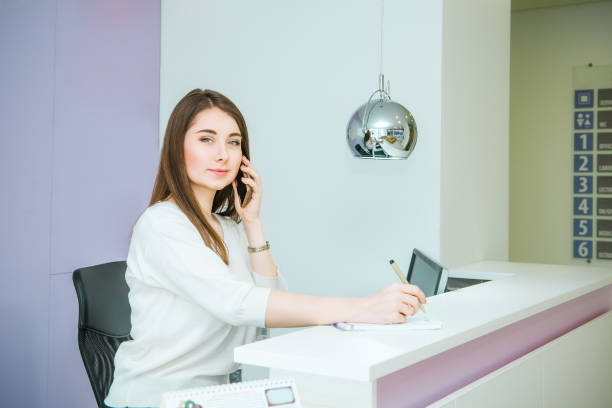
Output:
(573, 197), (593, 215)
(573, 240), (592, 259)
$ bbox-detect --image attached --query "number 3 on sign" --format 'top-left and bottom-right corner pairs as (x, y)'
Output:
(573, 197), (593, 215)
(573, 240), (592, 259)
(573, 176), (593, 194)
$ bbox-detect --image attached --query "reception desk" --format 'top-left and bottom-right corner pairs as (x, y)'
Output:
(234, 262), (612, 407)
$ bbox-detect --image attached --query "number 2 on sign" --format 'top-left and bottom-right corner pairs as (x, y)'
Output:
(574, 154), (593, 172)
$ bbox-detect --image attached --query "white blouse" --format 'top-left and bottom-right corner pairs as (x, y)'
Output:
(105, 201), (287, 408)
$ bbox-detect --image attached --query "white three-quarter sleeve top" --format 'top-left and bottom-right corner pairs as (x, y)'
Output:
(105, 201), (287, 408)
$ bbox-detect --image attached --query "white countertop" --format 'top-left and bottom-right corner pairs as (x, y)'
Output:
(234, 261), (612, 382)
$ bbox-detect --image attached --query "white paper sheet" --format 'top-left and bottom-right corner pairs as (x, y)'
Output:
(333, 314), (443, 331)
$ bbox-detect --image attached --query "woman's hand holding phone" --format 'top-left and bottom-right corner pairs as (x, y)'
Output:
(232, 156), (262, 224)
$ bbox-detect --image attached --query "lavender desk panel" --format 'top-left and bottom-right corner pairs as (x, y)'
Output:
(377, 284), (612, 408)
(0, 1), (56, 406)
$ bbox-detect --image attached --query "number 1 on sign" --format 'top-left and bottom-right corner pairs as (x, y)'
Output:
(574, 133), (593, 151)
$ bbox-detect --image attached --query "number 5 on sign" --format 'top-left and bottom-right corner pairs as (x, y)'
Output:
(573, 218), (592, 237)
(573, 197), (593, 215)
(573, 240), (592, 259)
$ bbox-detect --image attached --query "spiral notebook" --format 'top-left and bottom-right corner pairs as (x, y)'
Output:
(160, 377), (301, 408)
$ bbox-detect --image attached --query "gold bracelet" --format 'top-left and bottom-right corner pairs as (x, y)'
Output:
(248, 241), (270, 253)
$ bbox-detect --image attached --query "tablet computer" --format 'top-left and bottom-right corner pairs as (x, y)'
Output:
(407, 249), (446, 296)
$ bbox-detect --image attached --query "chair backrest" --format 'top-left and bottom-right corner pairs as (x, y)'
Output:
(73, 261), (131, 408)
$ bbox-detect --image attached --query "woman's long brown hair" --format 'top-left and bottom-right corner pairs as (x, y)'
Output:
(150, 89), (250, 265)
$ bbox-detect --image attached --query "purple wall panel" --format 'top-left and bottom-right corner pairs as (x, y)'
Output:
(0, 1), (56, 406)
(47, 0), (160, 406)
(51, 0), (160, 275)
(1, 0), (160, 406)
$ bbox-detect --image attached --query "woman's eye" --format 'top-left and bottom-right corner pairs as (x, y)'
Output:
(229, 140), (241, 146)
(199, 137), (213, 143)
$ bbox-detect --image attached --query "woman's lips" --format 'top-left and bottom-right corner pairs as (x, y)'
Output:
(208, 169), (229, 176)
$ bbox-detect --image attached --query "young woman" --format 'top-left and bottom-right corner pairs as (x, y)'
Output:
(104, 89), (426, 408)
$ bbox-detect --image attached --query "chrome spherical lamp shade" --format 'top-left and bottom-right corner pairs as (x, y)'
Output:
(347, 92), (418, 159)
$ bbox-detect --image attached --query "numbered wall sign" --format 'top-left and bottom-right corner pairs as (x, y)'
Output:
(572, 65), (612, 260)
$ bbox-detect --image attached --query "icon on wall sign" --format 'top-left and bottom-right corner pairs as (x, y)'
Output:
(575, 89), (594, 108)
(575, 111), (593, 129)
(598, 241), (612, 259)
(598, 89), (612, 108)
(598, 110), (612, 129)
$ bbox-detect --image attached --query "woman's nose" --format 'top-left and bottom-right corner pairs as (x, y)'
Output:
(216, 142), (228, 160)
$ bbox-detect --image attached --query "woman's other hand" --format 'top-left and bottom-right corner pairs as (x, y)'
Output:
(232, 156), (262, 224)
(356, 283), (427, 324)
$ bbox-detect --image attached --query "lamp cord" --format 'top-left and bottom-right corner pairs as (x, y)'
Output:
(380, 0), (384, 76)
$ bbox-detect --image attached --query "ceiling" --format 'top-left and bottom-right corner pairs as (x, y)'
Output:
(512, 0), (610, 11)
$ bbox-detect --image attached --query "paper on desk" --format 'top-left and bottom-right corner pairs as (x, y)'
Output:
(333, 314), (443, 331)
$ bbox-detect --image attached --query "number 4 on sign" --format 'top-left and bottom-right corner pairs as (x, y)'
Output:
(574, 197), (593, 215)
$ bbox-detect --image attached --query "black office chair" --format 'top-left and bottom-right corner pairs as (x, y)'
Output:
(73, 261), (131, 408)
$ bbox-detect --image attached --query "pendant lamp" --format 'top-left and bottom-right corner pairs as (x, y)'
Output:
(346, 0), (418, 159)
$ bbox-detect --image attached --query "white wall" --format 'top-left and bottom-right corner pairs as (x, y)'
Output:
(441, 0), (511, 268)
(161, 0), (444, 299)
(510, 2), (612, 266)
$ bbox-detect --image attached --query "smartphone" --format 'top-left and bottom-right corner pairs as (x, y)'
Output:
(241, 173), (253, 208)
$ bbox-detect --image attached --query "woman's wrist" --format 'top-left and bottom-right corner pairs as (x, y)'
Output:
(242, 217), (262, 229)
(344, 297), (371, 324)
(243, 218), (267, 248)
